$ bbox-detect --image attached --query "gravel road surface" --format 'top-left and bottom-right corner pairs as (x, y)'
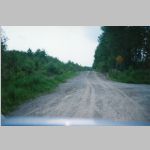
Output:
(10, 71), (150, 121)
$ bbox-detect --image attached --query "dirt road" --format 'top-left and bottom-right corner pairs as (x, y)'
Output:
(10, 71), (150, 121)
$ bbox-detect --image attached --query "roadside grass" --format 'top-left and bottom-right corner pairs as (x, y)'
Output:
(1, 71), (77, 115)
(108, 69), (150, 84)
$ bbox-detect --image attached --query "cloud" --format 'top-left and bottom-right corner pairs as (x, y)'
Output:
(2, 26), (100, 66)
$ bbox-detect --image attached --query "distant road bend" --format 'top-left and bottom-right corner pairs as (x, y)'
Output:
(10, 71), (150, 121)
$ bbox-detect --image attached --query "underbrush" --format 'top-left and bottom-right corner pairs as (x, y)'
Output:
(109, 69), (150, 84)
(2, 71), (77, 115)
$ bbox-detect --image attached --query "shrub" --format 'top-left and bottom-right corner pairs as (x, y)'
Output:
(109, 69), (150, 84)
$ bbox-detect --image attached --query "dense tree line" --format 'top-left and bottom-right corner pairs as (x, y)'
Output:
(93, 26), (150, 83)
(2, 49), (84, 85)
(1, 34), (88, 114)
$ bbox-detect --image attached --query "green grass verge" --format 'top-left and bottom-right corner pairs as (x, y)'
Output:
(1, 71), (78, 115)
(108, 69), (150, 84)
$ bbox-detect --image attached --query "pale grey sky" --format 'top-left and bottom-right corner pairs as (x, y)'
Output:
(2, 26), (101, 66)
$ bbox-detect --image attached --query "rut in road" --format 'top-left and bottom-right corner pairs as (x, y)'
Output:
(10, 71), (150, 121)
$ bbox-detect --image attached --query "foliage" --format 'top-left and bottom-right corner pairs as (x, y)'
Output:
(1, 33), (88, 114)
(109, 69), (150, 84)
(93, 26), (150, 83)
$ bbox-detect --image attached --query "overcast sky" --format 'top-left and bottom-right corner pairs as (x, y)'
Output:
(2, 26), (101, 66)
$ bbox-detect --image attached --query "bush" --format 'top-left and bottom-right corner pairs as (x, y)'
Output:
(1, 49), (84, 114)
(109, 69), (150, 84)
(1, 71), (77, 115)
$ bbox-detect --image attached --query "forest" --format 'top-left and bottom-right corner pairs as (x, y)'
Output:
(1, 34), (89, 114)
(93, 26), (150, 83)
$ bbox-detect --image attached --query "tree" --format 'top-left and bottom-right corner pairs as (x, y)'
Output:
(93, 26), (150, 72)
(1, 27), (7, 51)
(27, 48), (33, 56)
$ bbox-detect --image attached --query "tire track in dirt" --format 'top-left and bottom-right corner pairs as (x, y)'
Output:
(10, 71), (150, 121)
(92, 72), (149, 121)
